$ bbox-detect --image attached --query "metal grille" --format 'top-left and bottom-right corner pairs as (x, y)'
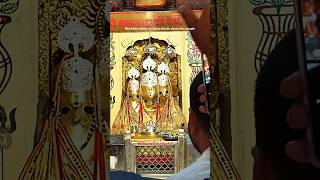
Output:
(136, 145), (175, 174)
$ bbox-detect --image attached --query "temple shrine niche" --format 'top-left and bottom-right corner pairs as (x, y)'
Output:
(16, 0), (239, 179)
(109, 1), (206, 178)
(112, 37), (185, 137)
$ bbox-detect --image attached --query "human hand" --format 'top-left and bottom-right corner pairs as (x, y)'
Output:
(198, 84), (209, 114)
(279, 72), (310, 163)
(176, 0), (210, 10)
(176, 0), (192, 12)
(176, 0), (212, 56)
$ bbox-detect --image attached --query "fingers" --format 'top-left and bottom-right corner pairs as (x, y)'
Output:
(285, 139), (310, 163)
(197, 84), (205, 93)
(197, 84), (209, 114)
(281, 72), (311, 164)
(179, 9), (198, 36)
(199, 94), (207, 103)
(176, 0), (188, 7)
(287, 102), (308, 129)
(280, 72), (301, 99)
(199, 106), (209, 114)
(198, 84), (207, 105)
(177, 0), (212, 55)
(191, 6), (212, 56)
(177, 0), (198, 28)
(201, 0), (211, 7)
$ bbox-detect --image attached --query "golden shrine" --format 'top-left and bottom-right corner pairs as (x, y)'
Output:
(112, 37), (186, 137)
(109, 8), (203, 179)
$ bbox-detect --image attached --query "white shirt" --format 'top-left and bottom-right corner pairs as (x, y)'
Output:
(168, 148), (210, 180)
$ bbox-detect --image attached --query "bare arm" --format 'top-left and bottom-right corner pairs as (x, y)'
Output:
(177, 0), (212, 56)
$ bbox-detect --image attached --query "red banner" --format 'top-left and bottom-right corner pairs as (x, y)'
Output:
(110, 10), (202, 32)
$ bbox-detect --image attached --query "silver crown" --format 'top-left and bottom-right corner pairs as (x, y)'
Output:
(141, 71), (157, 86)
(144, 43), (158, 54)
(158, 74), (168, 86)
(57, 17), (94, 56)
(157, 62), (169, 74)
(128, 67), (140, 79)
(143, 56), (157, 71)
(61, 57), (94, 103)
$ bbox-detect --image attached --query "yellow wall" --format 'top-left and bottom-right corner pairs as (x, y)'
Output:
(229, 0), (260, 179)
(0, 0), (38, 179)
(110, 31), (192, 129)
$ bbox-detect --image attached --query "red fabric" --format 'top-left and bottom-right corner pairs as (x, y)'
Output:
(93, 130), (98, 180)
(55, 129), (65, 180)
(136, 155), (174, 164)
(98, 132), (106, 180)
(127, 101), (131, 123)
(167, 99), (170, 119)
(93, 130), (106, 180)
(139, 102), (143, 124)
(156, 102), (160, 121)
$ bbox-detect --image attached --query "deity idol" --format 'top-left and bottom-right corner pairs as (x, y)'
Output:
(19, 18), (107, 179)
(112, 38), (186, 138)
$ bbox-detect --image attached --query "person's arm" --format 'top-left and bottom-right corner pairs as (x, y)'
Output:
(280, 72), (310, 163)
(177, 0), (212, 56)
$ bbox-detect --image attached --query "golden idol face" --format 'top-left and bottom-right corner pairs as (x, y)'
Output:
(128, 79), (139, 97)
(159, 85), (168, 98)
(141, 85), (158, 102)
(129, 88), (139, 97)
(59, 90), (94, 130)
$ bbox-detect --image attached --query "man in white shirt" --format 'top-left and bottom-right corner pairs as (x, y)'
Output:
(168, 1), (211, 179)
(168, 72), (211, 180)
(169, 1), (212, 179)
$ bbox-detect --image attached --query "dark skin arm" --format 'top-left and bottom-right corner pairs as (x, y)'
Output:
(279, 72), (310, 162)
(177, 0), (213, 57)
(177, 0), (212, 114)
(249, 71), (312, 180)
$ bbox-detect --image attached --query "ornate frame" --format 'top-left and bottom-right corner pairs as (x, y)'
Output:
(210, 0), (242, 179)
(210, 0), (231, 156)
